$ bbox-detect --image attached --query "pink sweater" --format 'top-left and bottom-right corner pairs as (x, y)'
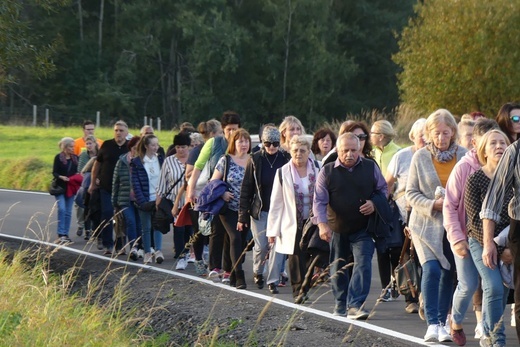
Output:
(443, 149), (480, 247)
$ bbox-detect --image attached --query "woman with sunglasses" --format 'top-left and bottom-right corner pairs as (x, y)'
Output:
(322, 121), (374, 165)
(495, 102), (520, 143)
(238, 126), (291, 292)
(370, 120), (401, 177)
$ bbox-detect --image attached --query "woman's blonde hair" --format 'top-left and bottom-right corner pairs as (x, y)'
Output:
(372, 120), (396, 140)
(424, 109), (458, 144)
(279, 115), (306, 145)
(476, 129), (510, 166)
(59, 137), (75, 151)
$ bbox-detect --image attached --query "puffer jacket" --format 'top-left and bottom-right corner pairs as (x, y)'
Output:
(238, 149), (291, 224)
(131, 154), (164, 207)
(112, 153), (132, 207)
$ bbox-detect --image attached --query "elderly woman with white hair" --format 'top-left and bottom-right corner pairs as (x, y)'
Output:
(267, 135), (320, 304)
(406, 109), (467, 343)
(52, 137), (80, 244)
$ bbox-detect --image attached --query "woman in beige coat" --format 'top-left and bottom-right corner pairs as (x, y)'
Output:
(266, 135), (319, 304)
(406, 109), (466, 343)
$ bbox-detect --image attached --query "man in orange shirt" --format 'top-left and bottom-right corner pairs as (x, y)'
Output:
(74, 120), (103, 156)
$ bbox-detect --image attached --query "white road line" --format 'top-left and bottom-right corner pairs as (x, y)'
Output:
(0, 188), (48, 195)
(0, 232), (448, 347)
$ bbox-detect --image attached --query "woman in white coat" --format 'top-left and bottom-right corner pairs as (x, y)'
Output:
(266, 135), (319, 304)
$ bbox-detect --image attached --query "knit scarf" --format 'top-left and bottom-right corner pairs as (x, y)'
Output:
(427, 142), (457, 163)
(289, 158), (316, 230)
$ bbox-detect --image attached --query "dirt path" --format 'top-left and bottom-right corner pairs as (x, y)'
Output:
(1, 238), (415, 346)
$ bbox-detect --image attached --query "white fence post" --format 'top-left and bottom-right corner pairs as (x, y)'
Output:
(149, 117), (153, 126)
(32, 105), (37, 126)
(45, 109), (49, 128)
(96, 111), (100, 127)
(144, 116), (147, 127)
(157, 117), (161, 131)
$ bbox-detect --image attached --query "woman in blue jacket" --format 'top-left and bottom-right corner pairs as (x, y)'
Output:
(131, 134), (164, 264)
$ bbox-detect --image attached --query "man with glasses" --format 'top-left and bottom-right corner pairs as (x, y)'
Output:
(88, 120), (129, 254)
(74, 120), (103, 156)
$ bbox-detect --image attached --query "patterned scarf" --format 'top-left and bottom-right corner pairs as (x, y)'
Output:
(427, 142), (458, 163)
(290, 158), (316, 230)
(59, 152), (77, 168)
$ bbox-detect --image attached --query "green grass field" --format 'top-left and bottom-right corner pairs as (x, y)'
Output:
(0, 125), (174, 191)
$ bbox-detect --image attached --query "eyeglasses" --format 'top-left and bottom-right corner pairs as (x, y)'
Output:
(263, 141), (280, 148)
(511, 115), (520, 123)
(356, 134), (368, 140)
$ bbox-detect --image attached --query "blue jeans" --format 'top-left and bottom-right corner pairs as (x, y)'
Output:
(138, 209), (162, 254)
(469, 238), (508, 346)
(173, 225), (193, 258)
(330, 229), (374, 309)
(451, 247), (480, 325)
(250, 211), (270, 275)
(55, 194), (74, 236)
(99, 188), (114, 249)
(422, 259), (454, 326)
(122, 204), (141, 247)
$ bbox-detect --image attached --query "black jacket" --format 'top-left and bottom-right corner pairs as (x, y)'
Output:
(238, 149), (291, 223)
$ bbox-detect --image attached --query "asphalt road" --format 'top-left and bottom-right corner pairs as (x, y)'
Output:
(0, 188), (517, 346)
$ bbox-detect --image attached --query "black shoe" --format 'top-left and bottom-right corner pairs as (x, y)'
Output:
(268, 283), (279, 294)
(235, 270), (247, 290)
(84, 230), (91, 241)
(253, 274), (264, 289)
(76, 227), (84, 237)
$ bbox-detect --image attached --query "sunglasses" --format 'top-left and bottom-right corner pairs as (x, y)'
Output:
(356, 134), (368, 140)
(263, 141), (280, 148)
(511, 115), (520, 123)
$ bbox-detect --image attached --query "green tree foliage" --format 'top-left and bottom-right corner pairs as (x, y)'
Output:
(0, 0), (68, 87)
(2, 0), (414, 129)
(394, 0), (520, 117)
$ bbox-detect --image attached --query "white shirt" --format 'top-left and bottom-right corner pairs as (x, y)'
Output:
(143, 155), (160, 201)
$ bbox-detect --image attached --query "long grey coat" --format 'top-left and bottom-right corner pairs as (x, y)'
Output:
(406, 146), (467, 270)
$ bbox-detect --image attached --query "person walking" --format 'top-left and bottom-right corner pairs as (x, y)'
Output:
(53, 137), (80, 243)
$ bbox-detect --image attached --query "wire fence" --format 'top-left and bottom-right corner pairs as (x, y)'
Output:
(0, 105), (163, 129)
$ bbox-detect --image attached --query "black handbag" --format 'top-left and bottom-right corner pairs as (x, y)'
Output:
(152, 171), (185, 234)
(300, 213), (329, 254)
(48, 178), (65, 196)
(394, 235), (421, 298)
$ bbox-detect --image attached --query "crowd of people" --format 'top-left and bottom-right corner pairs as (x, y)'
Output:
(51, 104), (520, 346)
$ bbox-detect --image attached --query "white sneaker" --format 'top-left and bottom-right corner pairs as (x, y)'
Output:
(150, 247), (155, 255)
(137, 249), (144, 259)
(155, 250), (164, 264)
(187, 253), (196, 263)
(474, 321), (484, 339)
(143, 252), (153, 264)
(176, 257), (187, 270)
(424, 324), (438, 342)
(445, 314), (451, 334)
(438, 323), (452, 342)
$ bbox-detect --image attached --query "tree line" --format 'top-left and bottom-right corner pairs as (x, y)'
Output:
(0, 0), (414, 129)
